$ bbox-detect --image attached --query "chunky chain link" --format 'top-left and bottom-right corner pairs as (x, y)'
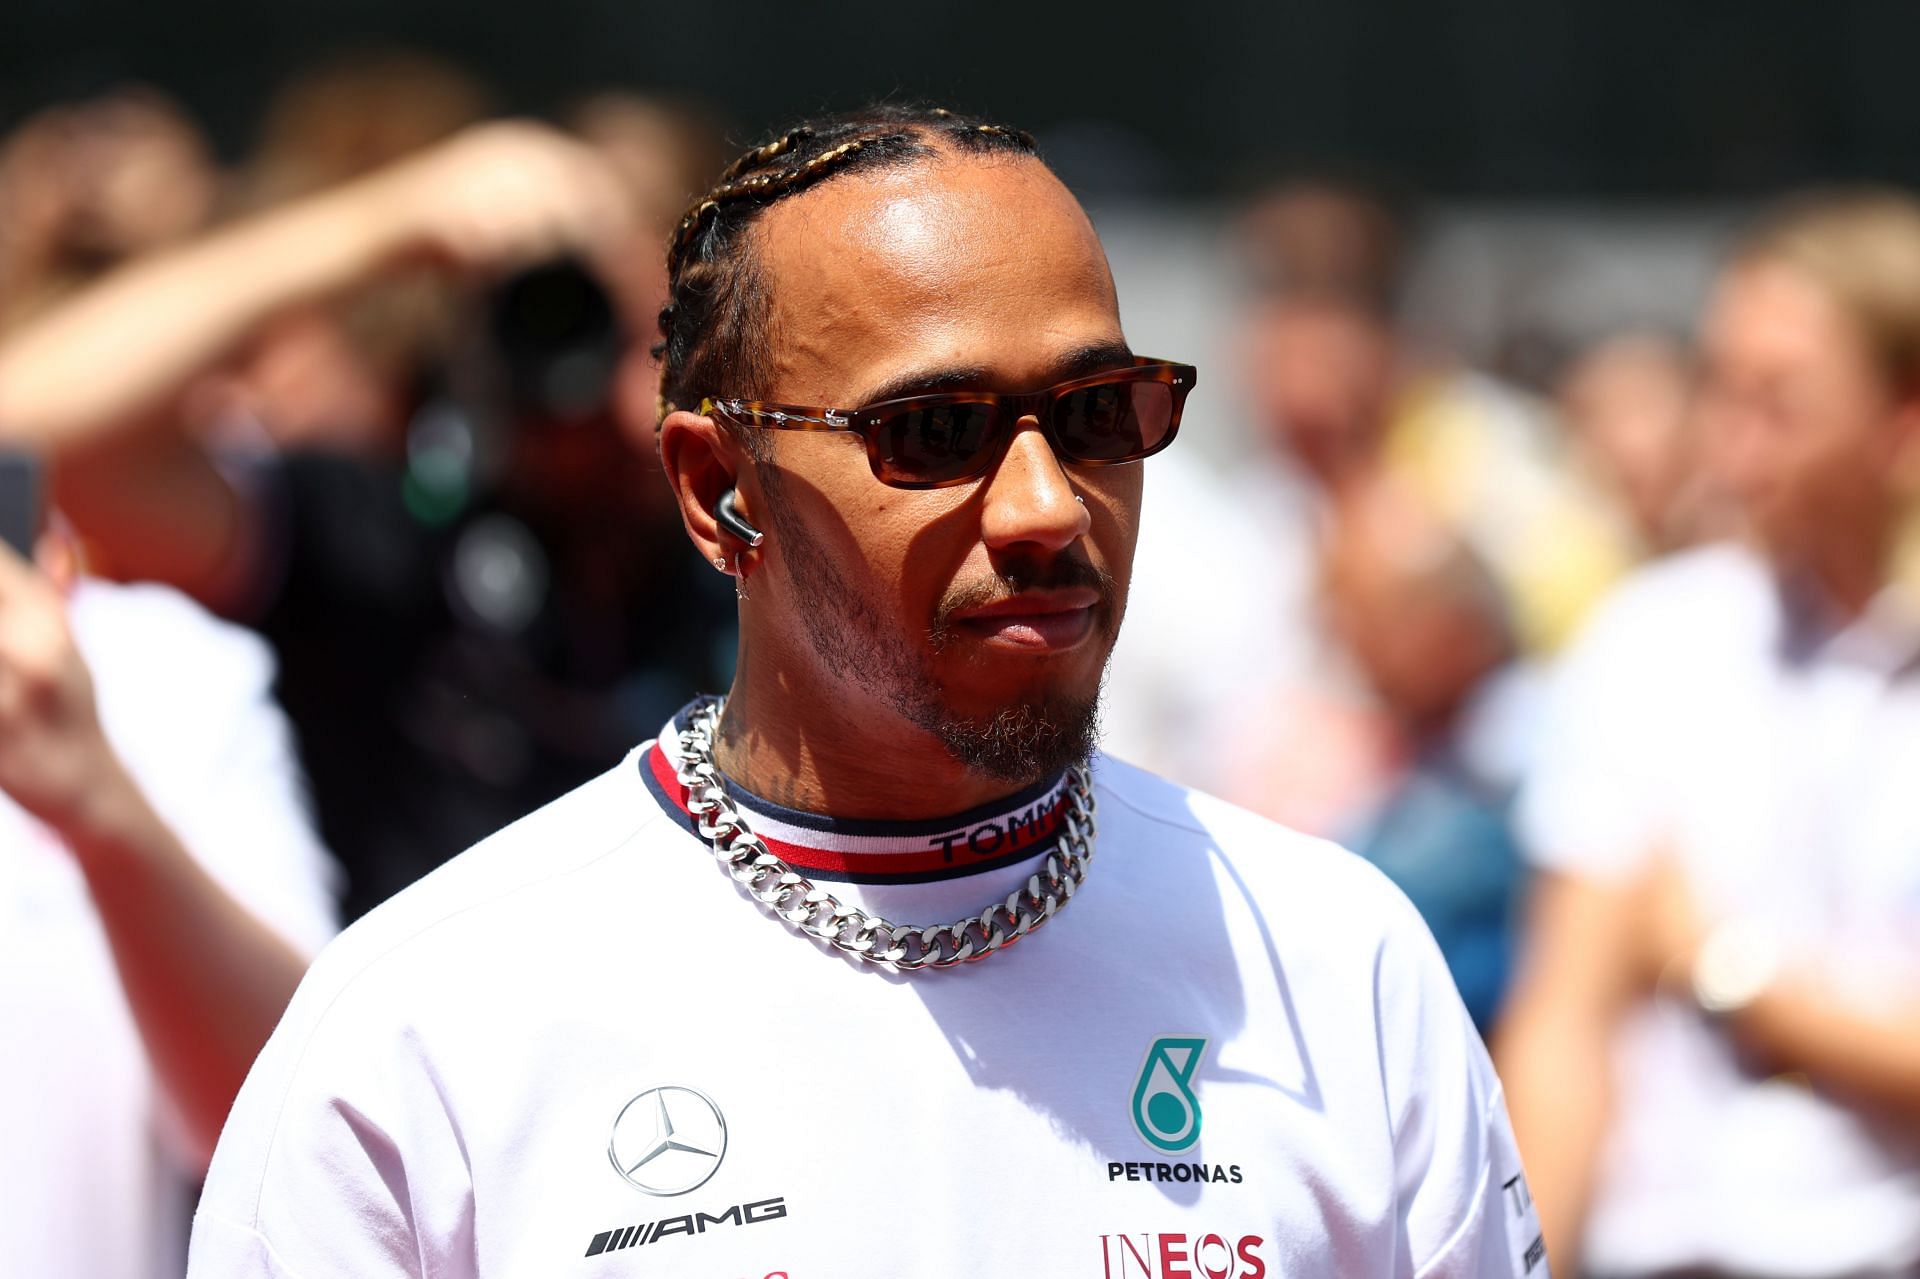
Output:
(674, 698), (1097, 971)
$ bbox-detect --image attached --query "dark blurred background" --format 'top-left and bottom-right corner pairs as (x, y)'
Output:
(9, 0), (1920, 199)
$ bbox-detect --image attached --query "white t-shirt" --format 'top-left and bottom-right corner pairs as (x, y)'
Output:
(0, 580), (338, 1279)
(190, 701), (1545, 1279)
(1518, 543), (1920, 1277)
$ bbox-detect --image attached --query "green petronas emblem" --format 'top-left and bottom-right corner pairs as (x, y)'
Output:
(1131, 1036), (1208, 1153)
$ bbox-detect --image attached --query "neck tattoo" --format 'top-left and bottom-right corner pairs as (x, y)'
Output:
(674, 697), (1098, 970)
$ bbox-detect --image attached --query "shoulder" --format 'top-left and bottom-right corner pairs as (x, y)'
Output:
(1093, 752), (1434, 948)
(70, 577), (283, 802)
(71, 577), (274, 700)
(1540, 541), (1774, 730)
(1094, 765), (1538, 1276)
(286, 756), (659, 1004)
(199, 754), (669, 1233)
(1575, 542), (1770, 652)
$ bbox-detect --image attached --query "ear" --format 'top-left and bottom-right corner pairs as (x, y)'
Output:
(659, 407), (747, 569)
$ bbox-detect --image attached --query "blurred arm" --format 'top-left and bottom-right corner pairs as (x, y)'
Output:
(1492, 870), (1642, 1278)
(61, 747), (310, 1160)
(0, 539), (310, 1156)
(1641, 853), (1920, 1128)
(0, 122), (632, 601)
(1726, 981), (1920, 1126)
(0, 174), (408, 452)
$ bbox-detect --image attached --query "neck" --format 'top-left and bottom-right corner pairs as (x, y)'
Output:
(711, 657), (1056, 822)
(1790, 514), (1899, 622)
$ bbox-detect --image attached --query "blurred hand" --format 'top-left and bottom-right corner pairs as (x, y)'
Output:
(0, 534), (130, 834)
(368, 120), (636, 279)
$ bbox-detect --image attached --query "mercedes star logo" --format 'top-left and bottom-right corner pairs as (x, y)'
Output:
(607, 1085), (729, 1196)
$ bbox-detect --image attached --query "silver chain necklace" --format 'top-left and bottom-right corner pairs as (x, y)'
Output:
(673, 698), (1098, 971)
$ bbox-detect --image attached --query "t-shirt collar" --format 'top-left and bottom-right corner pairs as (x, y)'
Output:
(639, 698), (1070, 886)
(1776, 568), (1920, 676)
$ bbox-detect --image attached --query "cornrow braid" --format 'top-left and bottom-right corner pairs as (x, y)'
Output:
(664, 135), (887, 283)
(717, 125), (815, 185)
(653, 104), (1039, 445)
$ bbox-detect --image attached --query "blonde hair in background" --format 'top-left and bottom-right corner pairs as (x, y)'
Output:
(1736, 189), (1920, 590)
(1735, 188), (1920, 398)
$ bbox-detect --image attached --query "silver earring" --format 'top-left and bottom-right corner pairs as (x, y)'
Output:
(715, 553), (750, 601)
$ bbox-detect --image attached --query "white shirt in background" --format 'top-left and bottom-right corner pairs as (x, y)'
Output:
(1105, 445), (1331, 789)
(1519, 542), (1920, 1278)
(0, 581), (338, 1279)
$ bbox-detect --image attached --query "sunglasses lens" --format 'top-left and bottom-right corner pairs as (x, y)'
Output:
(875, 401), (1000, 484)
(1053, 379), (1174, 462)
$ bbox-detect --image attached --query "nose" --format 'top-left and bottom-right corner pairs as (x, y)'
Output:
(1700, 389), (1775, 505)
(978, 416), (1092, 554)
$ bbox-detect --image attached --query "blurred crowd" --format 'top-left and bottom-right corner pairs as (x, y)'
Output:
(3, 46), (1918, 1279)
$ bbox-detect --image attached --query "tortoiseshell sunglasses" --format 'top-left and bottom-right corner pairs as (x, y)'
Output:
(700, 357), (1196, 489)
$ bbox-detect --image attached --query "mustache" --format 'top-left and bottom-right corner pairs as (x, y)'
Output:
(933, 554), (1116, 626)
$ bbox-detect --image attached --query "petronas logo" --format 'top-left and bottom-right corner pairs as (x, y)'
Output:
(1131, 1036), (1208, 1153)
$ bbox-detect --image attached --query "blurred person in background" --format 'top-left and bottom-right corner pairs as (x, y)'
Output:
(1498, 191), (1920, 1278)
(1203, 469), (1532, 1031)
(0, 112), (735, 921)
(236, 47), (492, 210)
(1107, 176), (1626, 799)
(1100, 177), (1403, 788)
(0, 86), (219, 332)
(208, 48), (495, 454)
(1557, 330), (1722, 556)
(0, 521), (336, 1279)
(1111, 187), (1542, 1028)
(1315, 478), (1529, 1033)
(1241, 177), (1629, 655)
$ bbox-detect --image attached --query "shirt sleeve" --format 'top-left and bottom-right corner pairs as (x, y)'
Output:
(82, 582), (340, 956)
(187, 966), (474, 1278)
(1375, 883), (1550, 1278)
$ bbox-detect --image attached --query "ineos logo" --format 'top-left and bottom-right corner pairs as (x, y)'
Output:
(607, 1086), (728, 1196)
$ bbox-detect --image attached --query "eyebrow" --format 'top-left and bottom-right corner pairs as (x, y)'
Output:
(849, 340), (1136, 408)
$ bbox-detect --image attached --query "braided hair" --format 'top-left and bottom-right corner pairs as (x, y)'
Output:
(654, 105), (1038, 446)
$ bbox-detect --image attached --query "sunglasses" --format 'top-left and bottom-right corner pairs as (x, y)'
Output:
(700, 357), (1196, 489)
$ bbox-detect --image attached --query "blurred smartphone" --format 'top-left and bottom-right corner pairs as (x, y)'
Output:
(0, 452), (43, 559)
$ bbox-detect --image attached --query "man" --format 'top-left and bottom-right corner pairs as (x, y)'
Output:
(189, 105), (1543, 1278)
(0, 530), (336, 1279)
(1315, 479), (1530, 1033)
(1498, 191), (1920, 1277)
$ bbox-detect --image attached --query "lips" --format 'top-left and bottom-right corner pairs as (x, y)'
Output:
(948, 588), (1101, 651)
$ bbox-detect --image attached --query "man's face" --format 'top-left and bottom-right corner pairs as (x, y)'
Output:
(740, 154), (1139, 781)
(1698, 259), (1912, 566)
(1239, 297), (1394, 483)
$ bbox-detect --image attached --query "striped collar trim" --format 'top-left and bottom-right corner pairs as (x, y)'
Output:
(639, 704), (1068, 885)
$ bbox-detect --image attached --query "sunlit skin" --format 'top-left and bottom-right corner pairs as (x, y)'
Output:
(1698, 258), (1920, 615)
(659, 153), (1142, 819)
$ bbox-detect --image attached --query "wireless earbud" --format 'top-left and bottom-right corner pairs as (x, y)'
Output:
(714, 488), (765, 548)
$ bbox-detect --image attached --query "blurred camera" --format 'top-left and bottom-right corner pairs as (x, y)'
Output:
(482, 256), (624, 424)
